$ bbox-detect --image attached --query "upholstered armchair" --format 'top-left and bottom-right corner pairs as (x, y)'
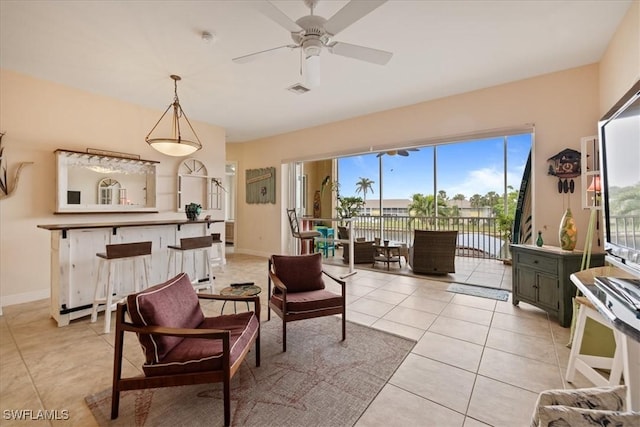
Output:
(408, 230), (458, 274)
(111, 272), (261, 427)
(267, 253), (346, 352)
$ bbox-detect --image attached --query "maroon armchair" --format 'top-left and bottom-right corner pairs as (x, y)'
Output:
(268, 253), (346, 352)
(111, 273), (260, 427)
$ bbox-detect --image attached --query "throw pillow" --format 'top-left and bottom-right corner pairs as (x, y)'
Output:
(271, 253), (325, 293)
(127, 272), (205, 364)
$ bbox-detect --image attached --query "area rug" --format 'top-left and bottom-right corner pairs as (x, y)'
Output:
(85, 316), (415, 427)
(447, 282), (510, 301)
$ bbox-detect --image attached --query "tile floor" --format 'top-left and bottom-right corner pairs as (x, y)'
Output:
(0, 253), (595, 426)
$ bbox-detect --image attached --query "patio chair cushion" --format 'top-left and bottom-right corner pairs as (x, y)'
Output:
(127, 272), (205, 364)
(530, 385), (627, 427)
(537, 405), (639, 427)
(270, 289), (343, 314)
(271, 253), (325, 293)
(141, 311), (259, 377)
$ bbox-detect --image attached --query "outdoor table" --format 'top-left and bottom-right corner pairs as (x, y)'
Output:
(372, 242), (402, 270)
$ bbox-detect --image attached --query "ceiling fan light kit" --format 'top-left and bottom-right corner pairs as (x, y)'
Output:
(233, 0), (393, 88)
(145, 75), (203, 157)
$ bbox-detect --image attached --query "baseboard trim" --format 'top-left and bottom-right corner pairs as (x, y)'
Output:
(1, 289), (50, 312)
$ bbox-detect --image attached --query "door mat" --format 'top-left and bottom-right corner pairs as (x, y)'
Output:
(447, 283), (510, 301)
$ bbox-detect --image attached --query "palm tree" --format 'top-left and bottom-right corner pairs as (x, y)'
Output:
(355, 177), (375, 204)
(484, 191), (499, 216)
(452, 193), (466, 201)
(408, 193), (435, 229)
(469, 194), (484, 217)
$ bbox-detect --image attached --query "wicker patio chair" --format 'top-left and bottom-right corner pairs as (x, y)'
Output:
(408, 230), (458, 274)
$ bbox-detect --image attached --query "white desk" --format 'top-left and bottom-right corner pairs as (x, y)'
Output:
(570, 266), (640, 411)
(301, 217), (356, 277)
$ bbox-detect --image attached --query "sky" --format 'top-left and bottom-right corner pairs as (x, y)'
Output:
(337, 134), (532, 200)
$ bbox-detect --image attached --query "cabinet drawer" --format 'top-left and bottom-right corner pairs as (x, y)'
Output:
(515, 252), (558, 274)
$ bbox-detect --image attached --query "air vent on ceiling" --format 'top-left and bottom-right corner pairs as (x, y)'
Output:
(287, 83), (310, 94)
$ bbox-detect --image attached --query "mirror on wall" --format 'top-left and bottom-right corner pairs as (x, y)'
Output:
(55, 149), (158, 213)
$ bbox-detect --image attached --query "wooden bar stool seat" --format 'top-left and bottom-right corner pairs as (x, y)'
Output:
(167, 236), (215, 293)
(566, 296), (629, 398)
(91, 241), (152, 334)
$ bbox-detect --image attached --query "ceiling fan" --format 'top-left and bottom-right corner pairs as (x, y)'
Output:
(233, 0), (393, 87)
(376, 148), (419, 157)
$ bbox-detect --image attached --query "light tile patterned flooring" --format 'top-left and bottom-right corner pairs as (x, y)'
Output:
(0, 253), (594, 426)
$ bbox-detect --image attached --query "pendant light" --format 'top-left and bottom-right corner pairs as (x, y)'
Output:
(145, 75), (202, 157)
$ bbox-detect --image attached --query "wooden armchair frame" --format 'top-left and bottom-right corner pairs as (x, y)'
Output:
(267, 257), (346, 352)
(111, 293), (260, 427)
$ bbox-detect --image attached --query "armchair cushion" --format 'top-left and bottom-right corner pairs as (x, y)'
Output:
(127, 273), (205, 364)
(270, 289), (343, 314)
(271, 253), (325, 293)
(142, 312), (259, 377)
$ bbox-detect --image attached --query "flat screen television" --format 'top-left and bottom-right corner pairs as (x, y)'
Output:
(598, 80), (640, 276)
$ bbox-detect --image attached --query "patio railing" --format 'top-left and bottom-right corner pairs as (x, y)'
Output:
(341, 215), (507, 260)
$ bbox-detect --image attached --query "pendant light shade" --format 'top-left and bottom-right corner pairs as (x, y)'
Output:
(146, 75), (202, 157)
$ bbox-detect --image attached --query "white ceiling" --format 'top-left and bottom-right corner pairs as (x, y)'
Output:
(0, 0), (632, 143)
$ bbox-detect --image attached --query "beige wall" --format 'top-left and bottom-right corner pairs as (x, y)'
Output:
(230, 65), (600, 257)
(0, 69), (226, 307)
(229, 3), (639, 260)
(599, 1), (639, 115)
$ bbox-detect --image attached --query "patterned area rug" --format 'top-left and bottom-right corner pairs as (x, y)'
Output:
(85, 316), (415, 427)
(447, 282), (510, 301)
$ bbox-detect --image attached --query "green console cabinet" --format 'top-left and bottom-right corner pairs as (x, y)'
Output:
(511, 244), (605, 327)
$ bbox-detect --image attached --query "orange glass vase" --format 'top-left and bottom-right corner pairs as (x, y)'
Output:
(559, 208), (577, 251)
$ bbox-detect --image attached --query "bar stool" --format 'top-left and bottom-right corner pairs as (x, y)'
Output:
(167, 236), (215, 293)
(210, 233), (225, 271)
(566, 297), (628, 396)
(315, 227), (336, 257)
(91, 241), (152, 334)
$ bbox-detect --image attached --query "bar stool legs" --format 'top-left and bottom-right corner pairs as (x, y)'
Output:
(91, 241), (152, 334)
(167, 236), (216, 293)
(566, 296), (627, 389)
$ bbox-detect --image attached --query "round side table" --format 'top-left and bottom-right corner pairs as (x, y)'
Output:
(220, 284), (261, 313)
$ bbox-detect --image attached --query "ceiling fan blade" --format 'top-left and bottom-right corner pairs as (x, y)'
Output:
(254, 1), (303, 33)
(398, 150), (410, 156)
(232, 44), (298, 64)
(328, 42), (393, 65)
(324, 0), (386, 36)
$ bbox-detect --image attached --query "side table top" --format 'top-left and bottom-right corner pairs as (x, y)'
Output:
(220, 285), (262, 297)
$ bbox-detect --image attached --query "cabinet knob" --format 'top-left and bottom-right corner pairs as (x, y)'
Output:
(533, 260), (538, 264)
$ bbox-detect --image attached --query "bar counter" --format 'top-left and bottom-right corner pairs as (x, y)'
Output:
(38, 218), (224, 326)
